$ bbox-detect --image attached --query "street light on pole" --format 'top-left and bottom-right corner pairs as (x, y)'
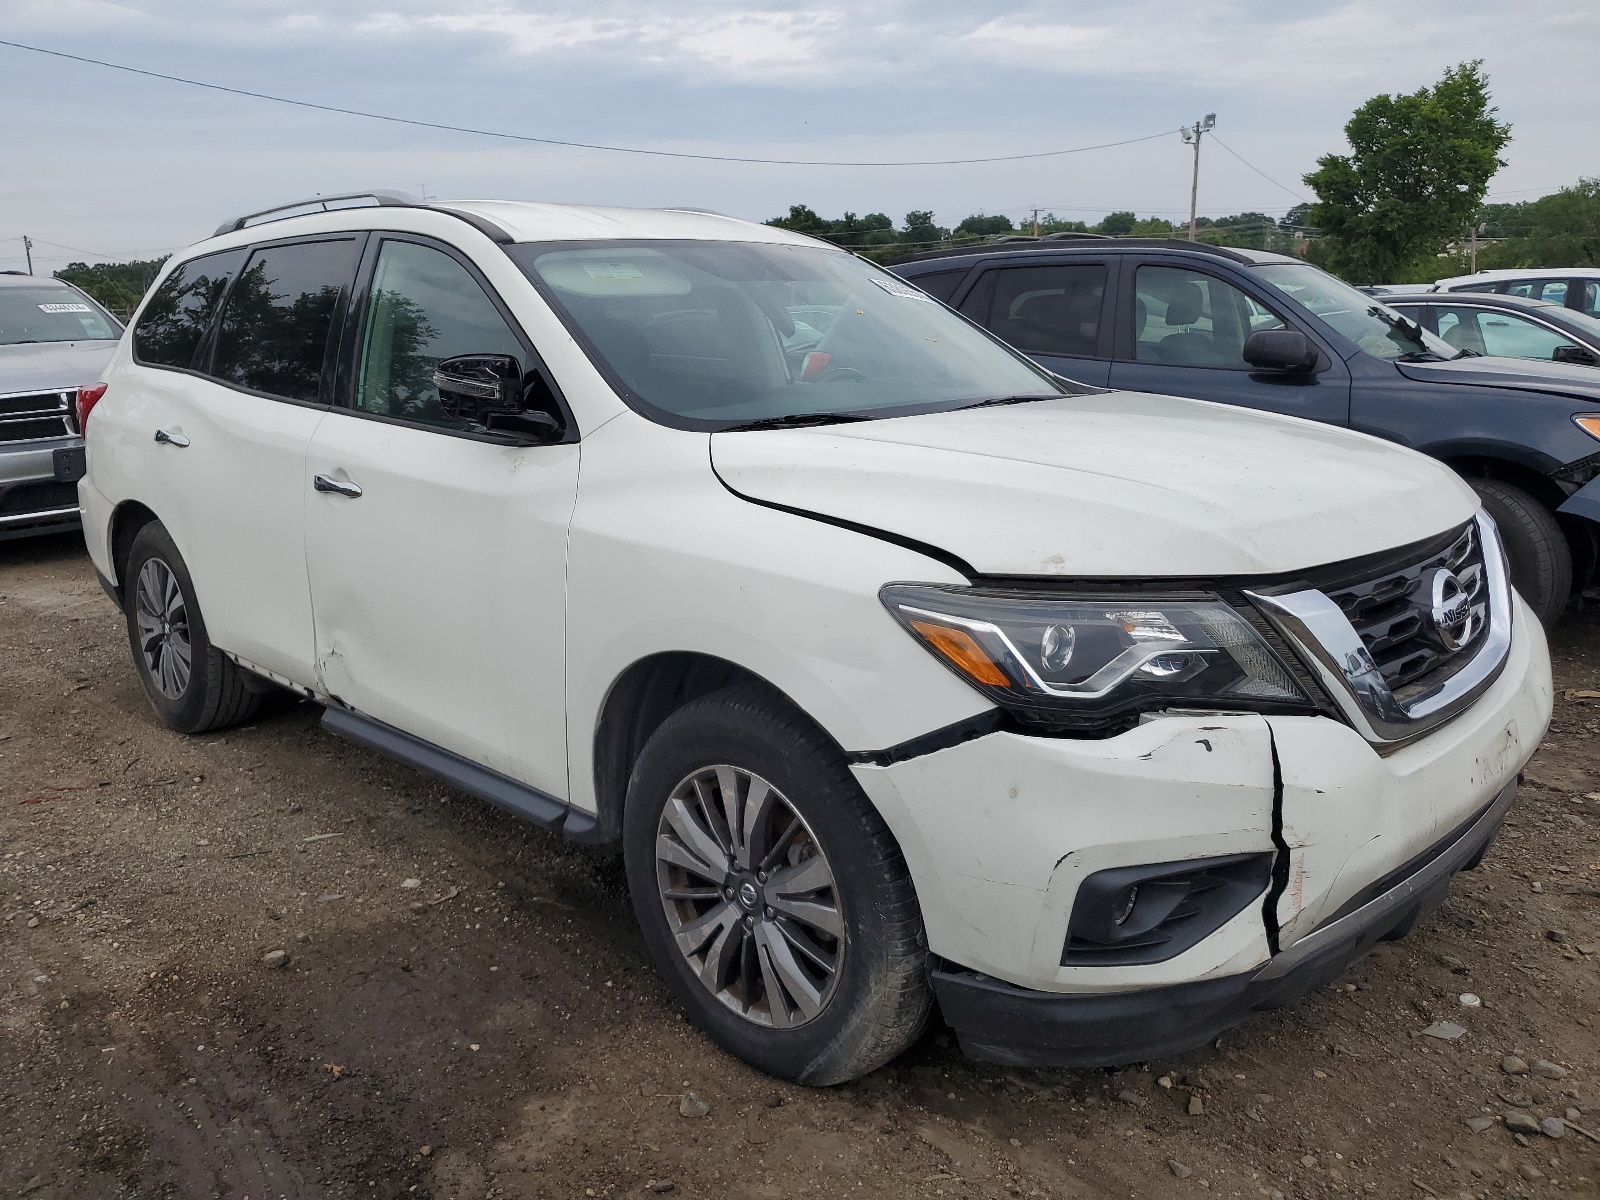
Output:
(1180, 114), (1216, 243)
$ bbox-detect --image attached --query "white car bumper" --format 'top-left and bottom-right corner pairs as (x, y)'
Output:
(851, 595), (1551, 1065)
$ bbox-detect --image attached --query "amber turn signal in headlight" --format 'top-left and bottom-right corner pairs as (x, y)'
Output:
(1574, 415), (1600, 441)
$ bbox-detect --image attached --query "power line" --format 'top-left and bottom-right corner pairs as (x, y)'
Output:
(0, 38), (1175, 168)
(1206, 135), (1309, 204)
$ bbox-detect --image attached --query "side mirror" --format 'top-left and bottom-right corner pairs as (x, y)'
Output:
(1243, 329), (1319, 373)
(1553, 345), (1598, 367)
(434, 354), (524, 419)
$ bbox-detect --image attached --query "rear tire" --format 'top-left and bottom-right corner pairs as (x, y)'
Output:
(1469, 479), (1571, 626)
(123, 521), (264, 734)
(622, 684), (932, 1085)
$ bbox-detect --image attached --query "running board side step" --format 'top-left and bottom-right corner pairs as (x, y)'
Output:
(319, 706), (605, 844)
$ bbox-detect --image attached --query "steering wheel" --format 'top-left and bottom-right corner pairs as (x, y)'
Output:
(819, 366), (867, 384)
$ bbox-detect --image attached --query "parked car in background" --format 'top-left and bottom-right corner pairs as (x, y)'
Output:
(79, 194), (1551, 1081)
(892, 241), (1600, 623)
(0, 271), (123, 540)
(1432, 268), (1600, 319)
(1382, 292), (1600, 368)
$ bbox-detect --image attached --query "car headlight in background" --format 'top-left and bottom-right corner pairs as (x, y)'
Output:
(880, 584), (1317, 733)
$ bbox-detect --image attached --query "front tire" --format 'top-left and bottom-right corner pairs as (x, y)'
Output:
(124, 521), (264, 734)
(623, 685), (932, 1085)
(1469, 479), (1571, 626)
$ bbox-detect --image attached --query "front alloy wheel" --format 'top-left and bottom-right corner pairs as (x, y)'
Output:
(624, 685), (933, 1084)
(655, 765), (844, 1028)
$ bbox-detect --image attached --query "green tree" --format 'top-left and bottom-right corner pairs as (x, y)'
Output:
(953, 214), (1015, 242)
(1510, 178), (1600, 265)
(55, 257), (169, 317)
(1037, 214), (1091, 235)
(766, 206), (947, 261)
(1096, 211), (1137, 236)
(1304, 61), (1511, 283)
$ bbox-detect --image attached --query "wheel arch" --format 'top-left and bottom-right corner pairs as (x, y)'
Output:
(1442, 455), (1594, 592)
(590, 651), (844, 844)
(106, 500), (162, 600)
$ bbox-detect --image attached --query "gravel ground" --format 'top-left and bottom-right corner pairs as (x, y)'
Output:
(2, 531), (1599, 1200)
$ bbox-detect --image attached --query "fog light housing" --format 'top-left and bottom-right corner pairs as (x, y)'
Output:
(1064, 852), (1275, 966)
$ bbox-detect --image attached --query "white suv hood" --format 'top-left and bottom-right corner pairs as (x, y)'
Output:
(711, 391), (1478, 577)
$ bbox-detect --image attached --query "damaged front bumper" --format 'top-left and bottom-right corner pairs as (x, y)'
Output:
(849, 592), (1550, 1066)
(931, 777), (1516, 1068)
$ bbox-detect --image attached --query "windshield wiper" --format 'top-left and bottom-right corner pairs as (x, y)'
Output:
(957, 394), (1058, 410)
(724, 412), (872, 432)
(1453, 347), (1482, 359)
(1393, 351), (1448, 363)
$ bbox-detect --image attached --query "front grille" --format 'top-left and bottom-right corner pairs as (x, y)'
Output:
(1323, 523), (1486, 698)
(0, 391), (73, 443)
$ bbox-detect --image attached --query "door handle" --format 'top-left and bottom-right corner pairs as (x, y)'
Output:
(153, 428), (190, 447)
(313, 473), (363, 499)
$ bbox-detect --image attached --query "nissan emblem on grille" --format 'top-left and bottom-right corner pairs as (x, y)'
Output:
(1424, 567), (1481, 652)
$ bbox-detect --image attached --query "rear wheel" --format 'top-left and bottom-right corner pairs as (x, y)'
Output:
(124, 522), (265, 733)
(1469, 479), (1571, 626)
(623, 685), (932, 1084)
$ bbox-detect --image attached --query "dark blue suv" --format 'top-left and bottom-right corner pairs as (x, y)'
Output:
(893, 239), (1600, 623)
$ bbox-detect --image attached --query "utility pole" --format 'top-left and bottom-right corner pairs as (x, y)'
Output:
(1030, 207), (1040, 237)
(1179, 115), (1216, 242)
(1469, 220), (1485, 274)
(23, 235), (33, 275)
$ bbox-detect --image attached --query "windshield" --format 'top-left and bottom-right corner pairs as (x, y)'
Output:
(508, 240), (1061, 429)
(0, 285), (121, 346)
(1253, 263), (1458, 361)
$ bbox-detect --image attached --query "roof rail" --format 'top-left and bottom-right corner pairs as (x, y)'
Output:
(211, 190), (516, 245)
(891, 236), (1270, 267)
(214, 190), (421, 238)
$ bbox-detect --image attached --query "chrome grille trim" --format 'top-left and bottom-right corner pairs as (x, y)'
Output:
(0, 389), (73, 443)
(1245, 510), (1512, 747)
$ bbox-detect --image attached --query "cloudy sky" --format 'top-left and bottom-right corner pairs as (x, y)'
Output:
(2, 0), (1596, 273)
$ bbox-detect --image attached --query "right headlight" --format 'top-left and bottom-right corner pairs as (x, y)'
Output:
(881, 584), (1318, 733)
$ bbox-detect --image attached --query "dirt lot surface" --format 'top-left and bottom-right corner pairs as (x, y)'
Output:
(2, 532), (1599, 1200)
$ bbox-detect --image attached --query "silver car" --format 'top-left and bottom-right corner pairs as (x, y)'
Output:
(0, 272), (123, 539)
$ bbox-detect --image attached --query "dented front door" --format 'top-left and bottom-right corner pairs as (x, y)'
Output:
(304, 410), (578, 795)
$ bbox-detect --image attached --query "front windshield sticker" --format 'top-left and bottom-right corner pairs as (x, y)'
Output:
(870, 276), (938, 303)
(38, 302), (93, 314)
(581, 262), (645, 280)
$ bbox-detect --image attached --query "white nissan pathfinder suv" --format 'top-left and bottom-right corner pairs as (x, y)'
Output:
(78, 193), (1553, 1083)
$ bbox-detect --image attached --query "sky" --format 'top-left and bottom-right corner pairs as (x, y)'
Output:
(2, 0), (1597, 274)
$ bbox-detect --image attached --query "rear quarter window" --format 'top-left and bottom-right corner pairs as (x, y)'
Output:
(133, 250), (247, 370)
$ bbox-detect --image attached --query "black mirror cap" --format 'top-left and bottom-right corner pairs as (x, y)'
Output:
(486, 409), (566, 443)
(434, 353), (524, 419)
(1243, 329), (1319, 373)
(1553, 344), (1598, 367)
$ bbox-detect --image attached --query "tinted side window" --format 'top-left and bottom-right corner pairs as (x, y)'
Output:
(909, 269), (968, 304)
(215, 239), (360, 402)
(354, 240), (525, 432)
(980, 264), (1107, 357)
(133, 250), (245, 370)
(1133, 265), (1286, 369)
(1584, 283), (1600, 319)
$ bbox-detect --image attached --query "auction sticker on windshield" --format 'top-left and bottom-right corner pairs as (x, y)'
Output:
(38, 302), (93, 313)
(871, 276), (938, 302)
